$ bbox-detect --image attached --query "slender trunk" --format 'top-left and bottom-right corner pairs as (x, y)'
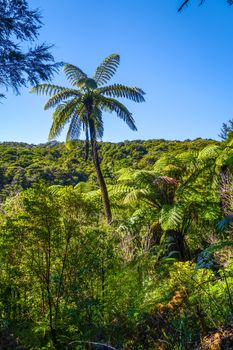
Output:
(89, 121), (112, 224)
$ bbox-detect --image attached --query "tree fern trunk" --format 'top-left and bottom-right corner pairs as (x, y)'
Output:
(90, 133), (112, 224)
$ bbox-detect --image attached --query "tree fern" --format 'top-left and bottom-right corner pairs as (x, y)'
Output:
(32, 54), (145, 223)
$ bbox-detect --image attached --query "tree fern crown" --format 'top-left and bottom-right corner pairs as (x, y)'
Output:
(31, 54), (145, 142)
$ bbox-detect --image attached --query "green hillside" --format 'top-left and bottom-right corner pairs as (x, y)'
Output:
(0, 137), (232, 349)
(0, 138), (217, 199)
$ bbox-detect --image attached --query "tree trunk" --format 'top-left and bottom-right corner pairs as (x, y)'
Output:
(89, 125), (112, 224)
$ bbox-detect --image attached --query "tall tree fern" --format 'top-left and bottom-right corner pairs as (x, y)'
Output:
(31, 54), (145, 223)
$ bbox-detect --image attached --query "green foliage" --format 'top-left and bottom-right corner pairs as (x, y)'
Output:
(0, 0), (61, 97)
(0, 138), (216, 201)
(0, 137), (232, 349)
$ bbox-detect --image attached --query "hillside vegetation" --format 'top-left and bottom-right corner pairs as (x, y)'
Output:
(0, 138), (217, 199)
(0, 137), (232, 349)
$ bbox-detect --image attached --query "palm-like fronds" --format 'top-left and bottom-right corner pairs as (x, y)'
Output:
(49, 185), (71, 197)
(32, 54), (145, 223)
(99, 96), (137, 131)
(66, 115), (82, 141)
(113, 168), (178, 209)
(48, 98), (81, 140)
(98, 84), (145, 102)
(93, 54), (120, 86)
(91, 107), (104, 139)
(32, 54), (144, 144)
(44, 89), (82, 110)
(160, 205), (184, 231)
(31, 84), (67, 96)
(64, 64), (87, 85)
(198, 145), (221, 161)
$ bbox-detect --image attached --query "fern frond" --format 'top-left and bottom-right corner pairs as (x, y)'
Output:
(83, 189), (101, 200)
(226, 138), (233, 147)
(92, 107), (104, 139)
(129, 169), (155, 185)
(64, 64), (87, 86)
(99, 96), (137, 131)
(153, 156), (173, 173)
(44, 89), (81, 110)
(116, 168), (135, 182)
(48, 98), (80, 140)
(202, 203), (220, 221)
(109, 184), (133, 196)
(198, 145), (221, 160)
(97, 84), (145, 102)
(124, 188), (150, 205)
(93, 54), (120, 86)
(74, 181), (94, 194)
(66, 115), (82, 141)
(48, 185), (68, 196)
(31, 84), (67, 96)
(176, 150), (198, 168)
(160, 205), (184, 231)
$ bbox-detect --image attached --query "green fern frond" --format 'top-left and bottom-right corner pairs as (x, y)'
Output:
(97, 84), (145, 102)
(92, 107), (104, 139)
(198, 145), (221, 160)
(202, 203), (220, 221)
(160, 205), (184, 231)
(226, 138), (233, 147)
(44, 89), (81, 110)
(83, 189), (101, 200)
(116, 168), (135, 182)
(132, 170), (156, 183)
(31, 84), (67, 96)
(74, 181), (95, 194)
(154, 156), (183, 178)
(48, 185), (69, 196)
(109, 184), (133, 196)
(93, 54), (120, 86)
(66, 115), (82, 141)
(64, 64), (87, 85)
(48, 98), (80, 140)
(99, 97), (137, 131)
(123, 188), (150, 204)
(216, 147), (233, 168)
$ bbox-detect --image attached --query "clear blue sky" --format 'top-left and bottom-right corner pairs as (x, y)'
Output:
(1, 0), (233, 144)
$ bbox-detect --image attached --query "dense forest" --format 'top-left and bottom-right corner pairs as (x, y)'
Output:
(0, 137), (232, 349)
(0, 138), (217, 199)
